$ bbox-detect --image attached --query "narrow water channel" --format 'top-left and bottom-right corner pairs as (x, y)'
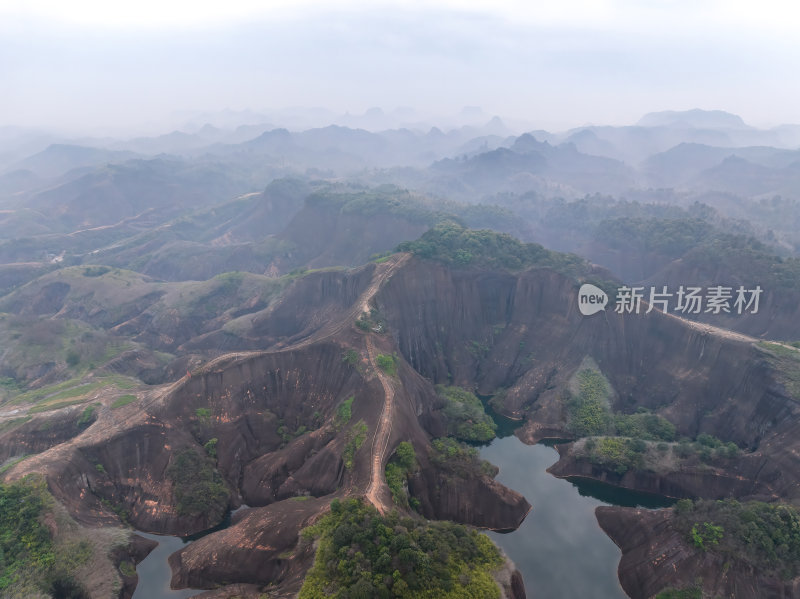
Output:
(132, 507), (243, 599)
(131, 532), (202, 599)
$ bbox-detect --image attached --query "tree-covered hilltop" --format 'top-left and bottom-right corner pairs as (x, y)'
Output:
(681, 234), (800, 290)
(596, 217), (715, 259)
(298, 498), (504, 599)
(596, 216), (800, 290)
(396, 220), (587, 274)
(306, 185), (446, 225)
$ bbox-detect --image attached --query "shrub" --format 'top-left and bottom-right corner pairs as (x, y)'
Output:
(342, 349), (359, 367)
(385, 442), (417, 507)
(437, 385), (497, 442)
(376, 354), (398, 376)
(0, 477), (63, 594)
(336, 396), (354, 427)
(568, 369), (612, 437)
(430, 437), (498, 478)
(614, 412), (675, 441)
(691, 522), (723, 550)
(65, 350), (81, 367)
(166, 449), (228, 519)
(674, 499), (800, 578)
(342, 421), (368, 469)
(204, 438), (218, 459)
(697, 433), (721, 448)
(76, 405), (95, 429)
(585, 437), (645, 475)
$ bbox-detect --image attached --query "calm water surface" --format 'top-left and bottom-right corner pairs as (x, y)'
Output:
(133, 507), (245, 599)
(480, 424), (673, 599)
(131, 532), (202, 599)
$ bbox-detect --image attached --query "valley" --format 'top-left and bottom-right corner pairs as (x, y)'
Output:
(2, 110), (800, 598)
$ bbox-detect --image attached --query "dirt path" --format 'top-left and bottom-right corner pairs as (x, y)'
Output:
(299, 252), (411, 349)
(365, 335), (395, 513)
(664, 311), (758, 344)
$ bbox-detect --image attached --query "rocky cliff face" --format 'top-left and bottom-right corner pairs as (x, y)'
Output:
(378, 258), (796, 454)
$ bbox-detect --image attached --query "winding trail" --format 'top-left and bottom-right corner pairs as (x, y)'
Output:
(276, 253), (409, 512)
(5, 254), (414, 513)
(365, 335), (395, 513)
(291, 253), (410, 349)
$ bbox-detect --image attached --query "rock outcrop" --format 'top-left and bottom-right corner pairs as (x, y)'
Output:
(597, 506), (800, 599)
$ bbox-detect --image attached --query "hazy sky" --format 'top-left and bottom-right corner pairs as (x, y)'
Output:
(1, 0), (798, 134)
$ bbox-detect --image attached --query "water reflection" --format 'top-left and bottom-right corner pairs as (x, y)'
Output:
(481, 437), (634, 599)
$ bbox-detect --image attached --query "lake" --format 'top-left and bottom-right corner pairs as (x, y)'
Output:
(480, 433), (673, 599)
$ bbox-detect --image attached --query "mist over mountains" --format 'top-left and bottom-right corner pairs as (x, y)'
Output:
(2, 105), (800, 598)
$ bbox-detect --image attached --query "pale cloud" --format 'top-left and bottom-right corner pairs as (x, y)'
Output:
(2, 0), (798, 33)
(0, 0), (798, 132)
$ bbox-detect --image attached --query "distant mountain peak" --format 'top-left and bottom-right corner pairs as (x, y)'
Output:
(637, 109), (749, 130)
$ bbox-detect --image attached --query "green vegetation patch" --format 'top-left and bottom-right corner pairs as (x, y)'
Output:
(684, 234), (800, 291)
(166, 449), (228, 520)
(298, 498), (503, 599)
(578, 432), (738, 475)
(758, 342), (800, 400)
(76, 404), (97, 428)
(582, 437), (647, 475)
(397, 220), (586, 275)
(674, 498), (800, 578)
(613, 411), (676, 442)
(376, 353), (398, 377)
(567, 368), (613, 437)
(11, 373), (137, 409)
(430, 438), (498, 478)
(342, 349), (360, 368)
(336, 396), (354, 428)
(598, 217), (714, 259)
(0, 476), (93, 596)
(307, 186), (445, 226)
(14, 379), (100, 406)
(111, 394), (137, 409)
(0, 477), (55, 591)
(342, 420), (368, 469)
(119, 560), (136, 577)
(436, 385), (496, 442)
(385, 441), (417, 508)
